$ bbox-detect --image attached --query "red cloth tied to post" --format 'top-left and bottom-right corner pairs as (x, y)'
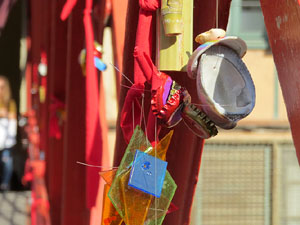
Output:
(120, 83), (144, 140)
(134, 0), (159, 86)
(60, 0), (102, 208)
(84, 0), (103, 209)
(121, 0), (162, 143)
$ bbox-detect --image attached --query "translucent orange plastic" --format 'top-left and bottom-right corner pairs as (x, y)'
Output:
(99, 168), (118, 186)
(101, 184), (123, 225)
(146, 130), (173, 161)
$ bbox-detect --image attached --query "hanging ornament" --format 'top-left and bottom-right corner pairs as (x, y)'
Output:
(187, 29), (256, 129)
(103, 126), (177, 225)
(38, 51), (48, 77)
(128, 149), (168, 198)
(79, 41), (107, 75)
(195, 28), (226, 45)
(38, 51), (48, 103)
(151, 73), (185, 128)
(150, 73), (218, 138)
(131, 48), (218, 138)
(161, 0), (183, 36)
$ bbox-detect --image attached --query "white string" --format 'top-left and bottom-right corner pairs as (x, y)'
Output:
(143, 103), (148, 140)
(76, 161), (119, 169)
(192, 102), (235, 107)
(109, 62), (153, 92)
(119, 82), (238, 107)
(109, 62), (134, 85)
(132, 101), (135, 132)
(120, 84), (151, 92)
(140, 94), (145, 126)
(154, 117), (158, 225)
(140, 93), (148, 142)
(113, 61), (148, 139)
(148, 208), (165, 212)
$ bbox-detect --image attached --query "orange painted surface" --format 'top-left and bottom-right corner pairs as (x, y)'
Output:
(261, 0), (300, 163)
(111, 0), (128, 96)
(90, 75), (110, 225)
(90, 0), (110, 223)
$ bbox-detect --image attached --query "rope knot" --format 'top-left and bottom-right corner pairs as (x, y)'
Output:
(139, 0), (160, 11)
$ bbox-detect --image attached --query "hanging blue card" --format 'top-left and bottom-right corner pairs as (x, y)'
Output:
(128, 150), (168, 198)
(94, 57), (107, 71)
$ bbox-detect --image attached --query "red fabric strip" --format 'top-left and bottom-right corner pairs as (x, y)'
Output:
(60, 0), (77, 21)
(120, 0), (160, 143)
(133, 0), (159, 85)
(60, 0), (102, 209)
(84, 0), (102, 208)
(120, 83), (144, 143)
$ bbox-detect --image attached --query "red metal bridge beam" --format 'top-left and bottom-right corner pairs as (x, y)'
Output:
(60, 1), (89, 224)
(113, 0), (232, 224)
(261, 0), (300, 163)
(46, 0), (68, 224)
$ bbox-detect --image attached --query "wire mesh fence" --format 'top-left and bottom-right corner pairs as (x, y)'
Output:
(191, 142), (300, 225)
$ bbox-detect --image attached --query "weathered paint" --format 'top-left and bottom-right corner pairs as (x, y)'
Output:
(261, 0), (300, 163)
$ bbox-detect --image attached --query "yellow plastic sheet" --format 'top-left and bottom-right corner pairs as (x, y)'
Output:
(120, 170), (152, 225)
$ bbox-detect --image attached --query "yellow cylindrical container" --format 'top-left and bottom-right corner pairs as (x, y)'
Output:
(156, 0), (193, 71)
(161, 0), (183, 36)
